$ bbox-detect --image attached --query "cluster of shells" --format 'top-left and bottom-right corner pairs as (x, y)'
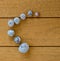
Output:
(7, 10), (39, 53)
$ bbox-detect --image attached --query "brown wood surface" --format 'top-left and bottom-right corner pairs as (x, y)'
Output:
(0, 47), (60, 61)
(0, 0), (60, 61)
(0, 0), (60, 17)
(0, 18), (60, 46)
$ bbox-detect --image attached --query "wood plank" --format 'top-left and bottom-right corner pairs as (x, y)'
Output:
(0, 18), (60, 46)
(0, 0), (60, 17)
(0, 47), (60, 61)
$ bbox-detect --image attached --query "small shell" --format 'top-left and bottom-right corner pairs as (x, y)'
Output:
(20, 13), (26, 20)
(8, 20), (14, 27)
(14, 17), (21, 24)
(18, 43), (29, 53)
(35, 12), (39, 17)
(28, 10), (33, 16)
(7, 30), (15, 37)
(14, 36), (21, 44)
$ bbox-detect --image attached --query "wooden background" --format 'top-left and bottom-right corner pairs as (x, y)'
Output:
(0, 0), (60, 61)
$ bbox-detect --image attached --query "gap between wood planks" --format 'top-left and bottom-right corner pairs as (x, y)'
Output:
(0, 17), (60, 19)
(0, 46), (60, 47)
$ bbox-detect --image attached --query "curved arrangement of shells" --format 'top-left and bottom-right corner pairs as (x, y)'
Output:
(7, 10), (39, 54)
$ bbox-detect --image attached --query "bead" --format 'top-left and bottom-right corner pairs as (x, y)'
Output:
(7, 30), (15, 37)
(14, 17), (21, 24)
(18, 43), (29, 53)
(14, 36), (21, 44)
(35, 12), (39, 17)
(8, 20), (14, 27)
(20, 13), (26, 20)
(28, 10), (33, 16)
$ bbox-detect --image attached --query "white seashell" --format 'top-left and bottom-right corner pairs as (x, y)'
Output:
(28, 10), (33, 16)
(7, 30), (15, 37)
(35, 12), (39, 17)
(18, 43), (29, 53)
(8, 20), (14, 27)
(14, 17), (21, 24)
(14, 36), (21, 44)
(20, 13), (26, 20)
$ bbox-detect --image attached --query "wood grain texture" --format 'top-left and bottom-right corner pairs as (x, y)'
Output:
(0, 47), (60, 61)
(0, 0), (60, 17)
(0, 0), (60, 60)
(0, 18), (60, 46)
